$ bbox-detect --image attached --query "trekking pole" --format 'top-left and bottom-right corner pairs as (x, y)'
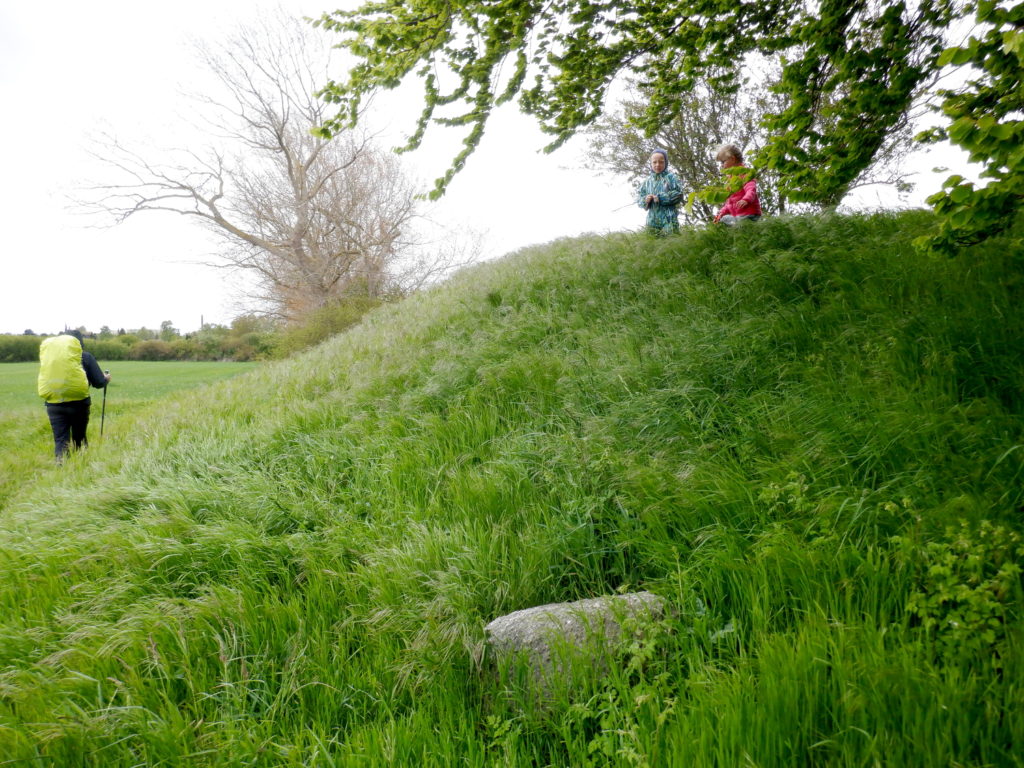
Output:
(101, 370), (109, 436)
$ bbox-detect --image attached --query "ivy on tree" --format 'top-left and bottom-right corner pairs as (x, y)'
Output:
(315, 0), (1022, 248)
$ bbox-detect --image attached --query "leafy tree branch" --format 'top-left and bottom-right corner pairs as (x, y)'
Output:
(314, 0), (1020, 247)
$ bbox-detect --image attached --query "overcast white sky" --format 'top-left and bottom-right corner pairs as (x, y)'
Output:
(0, 1), (974, 336)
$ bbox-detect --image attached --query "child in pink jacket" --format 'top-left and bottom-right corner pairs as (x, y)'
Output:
(713, 144), (762, 225)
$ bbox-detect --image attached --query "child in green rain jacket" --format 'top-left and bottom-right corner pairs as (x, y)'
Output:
(636, 149), (683, 234)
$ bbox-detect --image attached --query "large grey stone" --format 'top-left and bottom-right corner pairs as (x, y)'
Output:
(484, 591), (667, 684)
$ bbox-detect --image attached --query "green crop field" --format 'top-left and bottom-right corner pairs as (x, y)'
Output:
(1, 212), (1021, 766)
(0, 361), (255, 507)
(0, 360), (255, 408)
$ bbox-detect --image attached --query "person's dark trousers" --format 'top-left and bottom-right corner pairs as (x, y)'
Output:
(45, 399), (91, 461)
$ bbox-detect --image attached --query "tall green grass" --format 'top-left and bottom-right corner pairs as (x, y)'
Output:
(1, 211), (1021, 766)
(0, 361), (254, 509)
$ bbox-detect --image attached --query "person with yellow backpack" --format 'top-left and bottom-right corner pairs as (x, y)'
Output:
(37, 329), (112, 462)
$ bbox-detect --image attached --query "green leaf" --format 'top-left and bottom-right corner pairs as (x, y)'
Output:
(1002, 30), (1024, 57)
(938, 45), (973, 67)
(949, 208), (975, 228)
(947, 117), (976, 144)
(949, 185), (973, 204)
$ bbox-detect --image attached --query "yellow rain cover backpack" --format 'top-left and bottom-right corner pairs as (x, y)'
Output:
(38, 335), (89, 404)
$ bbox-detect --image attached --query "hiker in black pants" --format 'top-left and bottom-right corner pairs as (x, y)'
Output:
(38, 330), (112, 462)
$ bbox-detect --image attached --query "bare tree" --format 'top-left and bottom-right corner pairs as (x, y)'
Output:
(80, 13), (443, 321)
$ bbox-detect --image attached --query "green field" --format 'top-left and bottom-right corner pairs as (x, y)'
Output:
(1, 212), (1021, 766)
(0, 361), (255, 506)
(0, 360), (255, 408)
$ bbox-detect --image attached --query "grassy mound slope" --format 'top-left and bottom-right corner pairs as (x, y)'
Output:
(1, 211), (1022, 766)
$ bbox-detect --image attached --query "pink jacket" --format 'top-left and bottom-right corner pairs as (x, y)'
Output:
(715, 169), (762, 221)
